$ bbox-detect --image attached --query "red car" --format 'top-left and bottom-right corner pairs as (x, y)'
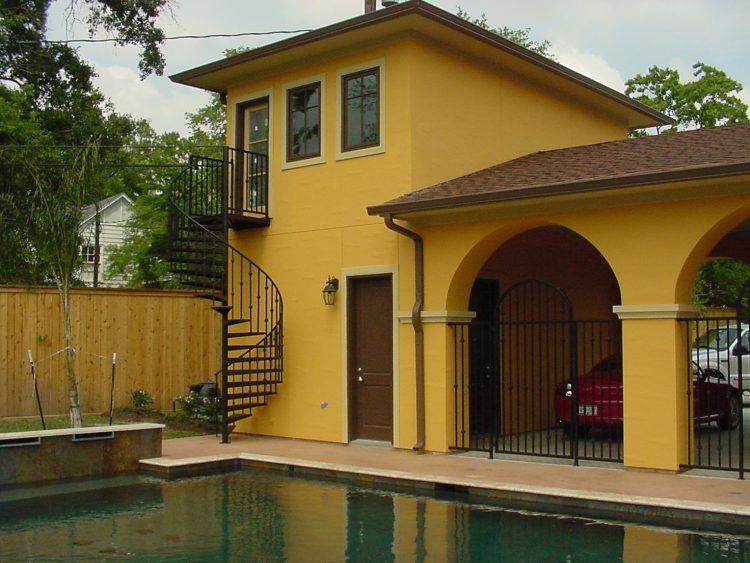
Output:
(555, 356), (741, 433)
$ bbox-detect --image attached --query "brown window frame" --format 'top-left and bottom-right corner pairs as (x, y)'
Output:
(341, 67), (380, 152)
(286, 81), (322, 162)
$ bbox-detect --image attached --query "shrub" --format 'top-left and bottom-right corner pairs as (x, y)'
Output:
(127, 389), (154, 412)
(176, 391), (219, 421)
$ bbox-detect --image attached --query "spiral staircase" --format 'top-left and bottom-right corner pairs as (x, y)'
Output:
(167, 148), (282, 443)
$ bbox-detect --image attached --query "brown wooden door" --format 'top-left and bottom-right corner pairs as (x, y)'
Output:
(348, 275), (393, 442)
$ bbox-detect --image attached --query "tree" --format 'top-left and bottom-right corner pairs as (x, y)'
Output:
(457, 8), (555, 59)
(22, 142), (103, 426)
(108, 47), (251, 287)
(626, 62), (749, 134)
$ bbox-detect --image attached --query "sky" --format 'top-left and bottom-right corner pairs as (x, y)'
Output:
(46, 0), (750, 136)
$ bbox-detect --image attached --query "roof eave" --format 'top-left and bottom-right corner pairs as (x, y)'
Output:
(367, 161), (750, 217)
(169, 1), (670, 127)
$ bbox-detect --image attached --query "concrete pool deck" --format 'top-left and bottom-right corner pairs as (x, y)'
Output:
(142, 434), (750, 534)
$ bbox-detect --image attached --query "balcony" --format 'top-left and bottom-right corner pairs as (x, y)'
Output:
(179, 147), (270, 231)
(225, 147), (270, 229)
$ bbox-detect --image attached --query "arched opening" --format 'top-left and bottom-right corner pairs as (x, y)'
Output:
(678, 216), (750, 476)
(452, 226), (624, 463)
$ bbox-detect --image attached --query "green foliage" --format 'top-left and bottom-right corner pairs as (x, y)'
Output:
(176, 391), (220, 421)
(107, 189), (175, 287)
(456, 8), (555, 59)
(81, 0), (170, 78)
(626, 63), (749, 134)
(127, 388), (155, 412)
(693, 259), (750, 314)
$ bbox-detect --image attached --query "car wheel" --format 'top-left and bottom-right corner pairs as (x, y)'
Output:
(719, 393), (741, 430)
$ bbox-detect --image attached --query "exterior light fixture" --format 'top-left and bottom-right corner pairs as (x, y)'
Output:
(322, 276), (339, 305)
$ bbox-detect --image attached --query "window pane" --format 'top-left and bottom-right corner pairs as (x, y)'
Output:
(362, 73), (377, 94)
(362, 94), (378, 143)
(306, 130), (320, 155)
(346, 98), (362, 147)
(250, 140), (268, 156)
(249, 107), (268, 142)
(346, 76), (363, 99)
(306, 86), (319, 109)
(291, 90), (306, 113)
(291, 109), (305, 131)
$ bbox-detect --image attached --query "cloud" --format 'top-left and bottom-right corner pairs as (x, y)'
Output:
(94, 65), (210, 135)
(553, 43), (626, 92)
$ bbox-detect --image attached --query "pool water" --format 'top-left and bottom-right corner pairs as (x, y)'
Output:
(0, 470), (748, 561)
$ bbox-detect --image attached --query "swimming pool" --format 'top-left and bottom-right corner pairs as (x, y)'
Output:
(1, 470), (748, 561)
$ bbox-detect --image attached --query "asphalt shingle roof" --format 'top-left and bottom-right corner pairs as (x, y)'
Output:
(368, 124), (750, 215)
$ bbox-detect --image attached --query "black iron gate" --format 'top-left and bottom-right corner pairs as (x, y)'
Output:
(452, 280), (623, 463)
(681, 315), (746, 478)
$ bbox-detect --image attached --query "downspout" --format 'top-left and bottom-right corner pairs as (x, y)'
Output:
(384, 213), (425, 451)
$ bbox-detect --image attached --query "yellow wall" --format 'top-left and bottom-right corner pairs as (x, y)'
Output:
(217, 30), (750, 471)
(414, 188), (750, 465)
(221, 33), (634, 448)
(408, 39), (629, 191)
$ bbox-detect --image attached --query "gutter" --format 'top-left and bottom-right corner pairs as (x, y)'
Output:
(384, 213), (425, 451)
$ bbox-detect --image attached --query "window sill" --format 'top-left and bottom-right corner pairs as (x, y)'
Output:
(336, 144), (385, 161)
(281, 154), (326, 170)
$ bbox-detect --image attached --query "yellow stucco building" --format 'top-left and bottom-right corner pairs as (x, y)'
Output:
(169, 0), (750, 473)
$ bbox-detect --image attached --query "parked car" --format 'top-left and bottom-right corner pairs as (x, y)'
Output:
(692, 324), (750, 399)
(555, 356), (741, 433)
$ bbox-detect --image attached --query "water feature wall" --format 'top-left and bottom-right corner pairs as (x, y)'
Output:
(0, 423), (163, 486)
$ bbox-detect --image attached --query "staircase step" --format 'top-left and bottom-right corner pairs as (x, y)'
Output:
(171, 256), (225, 267)
(178, 224), (223, 233)
(170, 246), (224, 256)
(170, 236), (224, 245)
(226, 318), (252, 327)
(191, 214), (224, 226)
(225, 363), (283, 372)
(225, 378), (281, 386)
(226, 391), (273, 401)
(170, 268), (223, 280)
(227, 331), (265, 339)
(227, 343), (268, 351)
(227, 357), (280, 365)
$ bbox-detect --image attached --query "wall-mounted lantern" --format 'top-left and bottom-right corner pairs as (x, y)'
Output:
(322, 276), (339, 305)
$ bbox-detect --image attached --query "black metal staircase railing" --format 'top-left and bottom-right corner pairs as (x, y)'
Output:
(167, 150), (282, 442)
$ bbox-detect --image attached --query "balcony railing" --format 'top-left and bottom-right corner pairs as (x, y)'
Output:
(225, 147), (269, 223)
(170, 147), (269, 229)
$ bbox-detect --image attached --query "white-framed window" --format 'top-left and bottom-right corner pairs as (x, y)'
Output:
(80, 244), (97, 263)
(336, 59), (385, 161)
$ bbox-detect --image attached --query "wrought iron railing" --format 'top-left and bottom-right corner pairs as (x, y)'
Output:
(225, 147), (269, 218)
(451, 318), (623, 464)
(167, 150), (282, 442)
(680, 316), (745, 478)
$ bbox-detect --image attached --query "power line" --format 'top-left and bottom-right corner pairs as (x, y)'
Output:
(0, 145), (224, 150)
(15, 29), (313, 45)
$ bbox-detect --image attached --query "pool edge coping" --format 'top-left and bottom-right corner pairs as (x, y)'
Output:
(139, 452), (750, 534)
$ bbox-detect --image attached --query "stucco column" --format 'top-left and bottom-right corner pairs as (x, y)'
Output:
(399, 310), (475, 452)
(613, 304), (699, 471)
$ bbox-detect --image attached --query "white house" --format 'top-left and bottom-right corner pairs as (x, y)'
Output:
(78, 193), (135, 287)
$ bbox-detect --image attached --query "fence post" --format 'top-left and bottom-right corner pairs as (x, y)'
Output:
(570, 322), (579, 466)
(28, 350), (46, 430)
(109, 353), (117, 426)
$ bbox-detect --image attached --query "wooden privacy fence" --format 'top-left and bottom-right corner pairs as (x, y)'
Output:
(0, 286), (221, 418)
